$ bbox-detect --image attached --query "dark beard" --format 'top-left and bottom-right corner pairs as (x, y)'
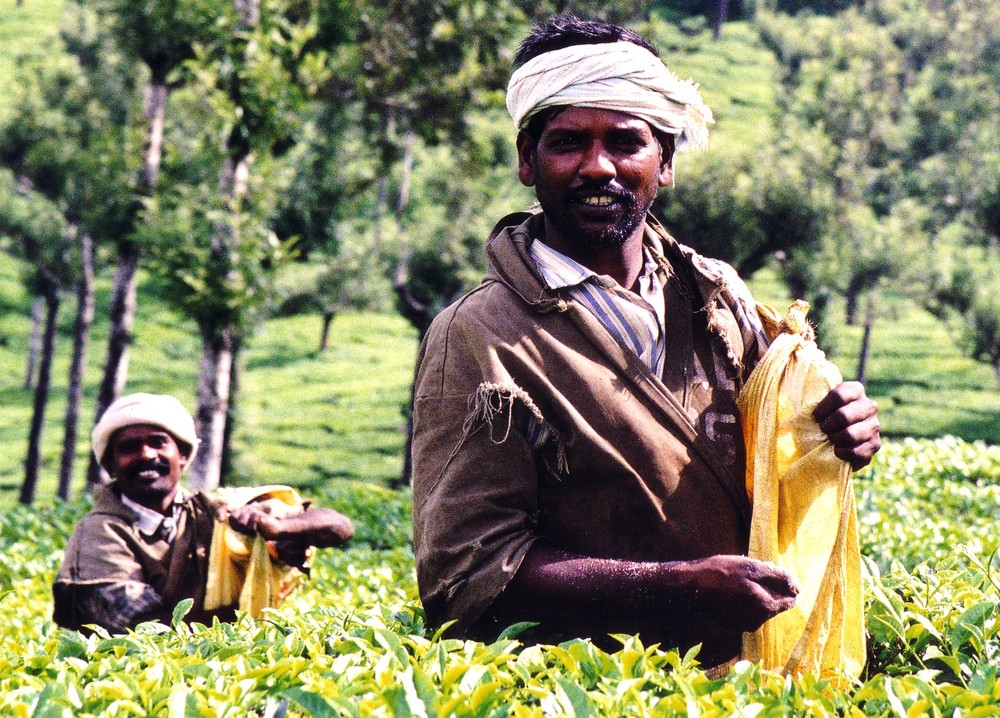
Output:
(551, 183), (651, 251)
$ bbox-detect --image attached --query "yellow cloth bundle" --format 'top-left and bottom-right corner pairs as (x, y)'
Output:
(204, 485), (311, 617)
(738, 301), (865, 681)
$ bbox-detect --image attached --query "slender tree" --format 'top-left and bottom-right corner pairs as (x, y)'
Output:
(84, 0), (219, 487)
(24, 297), (44, 389)
(58, 231), (94, 500)
(0, 172), (73, 504)
(0, 6), (140, 498)
(144, 0), (326, 488)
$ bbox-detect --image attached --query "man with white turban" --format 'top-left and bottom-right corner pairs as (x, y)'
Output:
(53, 393), (354, 634)
(411, 16), (880, 673)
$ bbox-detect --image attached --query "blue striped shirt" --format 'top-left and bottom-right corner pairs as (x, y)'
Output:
(530, 238), (771, 377)
(530, 239), (668, 375)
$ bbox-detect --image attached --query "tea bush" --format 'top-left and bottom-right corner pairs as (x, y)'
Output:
(2, 437), (998, 716)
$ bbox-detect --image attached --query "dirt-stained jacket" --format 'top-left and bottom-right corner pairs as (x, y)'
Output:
(53, 484), (218, 633)
(412, 211), (766, 652)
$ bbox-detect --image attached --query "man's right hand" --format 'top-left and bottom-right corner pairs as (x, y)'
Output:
(681, 555), (799, 632)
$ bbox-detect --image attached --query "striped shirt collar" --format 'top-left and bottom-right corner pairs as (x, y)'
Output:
(530, 238), (660, 292)
(120, 487), (189, 539)
(529, 237), (668, 375)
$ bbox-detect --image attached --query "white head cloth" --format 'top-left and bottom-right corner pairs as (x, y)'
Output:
(92, 393), (199, 468)
(507, 41), (714, 152)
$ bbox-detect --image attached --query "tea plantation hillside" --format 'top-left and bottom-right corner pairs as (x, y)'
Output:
(1, 437), (999, 715)
(2, 1), (1000, 713)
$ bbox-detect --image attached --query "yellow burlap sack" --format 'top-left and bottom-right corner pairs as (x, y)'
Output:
(204, 485), (312, 617)
(738, 301), (865, 681)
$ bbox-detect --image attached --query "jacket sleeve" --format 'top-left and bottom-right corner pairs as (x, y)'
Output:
(52, 518), (164, 633)
(411, 305), (541, 638)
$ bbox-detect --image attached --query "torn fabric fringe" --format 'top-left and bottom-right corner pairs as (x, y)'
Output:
(462, 381), (568, 476)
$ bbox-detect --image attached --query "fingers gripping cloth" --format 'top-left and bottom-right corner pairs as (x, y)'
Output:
(204, 485), (313, 617)
(738, 301), (865, 682)
(506, 41), (714, 152)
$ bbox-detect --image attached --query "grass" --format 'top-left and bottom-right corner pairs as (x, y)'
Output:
(746, 266), (1000, 443)
(0, 252), (418, 509)
(0, 7), (997, 510)
(0, 0), (65, 124)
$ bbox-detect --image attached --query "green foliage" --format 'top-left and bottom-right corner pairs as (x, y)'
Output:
(757, 0), (1000, 377)
(926, 237), (1000, 387)
(88, 0), (219, 81)
(0, 2), (140, 249)
(0, 170), (73, 294)
(3, 438), (1000, 714)
(0, 0), (65, 125)
(856, 436), (1000, 571)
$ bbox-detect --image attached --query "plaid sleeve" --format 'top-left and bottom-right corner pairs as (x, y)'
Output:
(53, 580), (164, 635)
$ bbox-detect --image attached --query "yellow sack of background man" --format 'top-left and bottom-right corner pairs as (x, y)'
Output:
(738, 301), (865, 681)
(204, 485), (313, 617)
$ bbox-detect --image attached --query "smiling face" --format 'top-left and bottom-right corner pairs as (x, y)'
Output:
(517, 107), (674, 256)
(107, 424), (190, 513)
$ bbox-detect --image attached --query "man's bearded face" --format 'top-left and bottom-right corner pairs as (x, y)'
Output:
(109, 425), (189, 510)
(519, 107), (671, 253)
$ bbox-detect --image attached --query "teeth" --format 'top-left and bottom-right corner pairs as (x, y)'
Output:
(582, 195), (615, 206)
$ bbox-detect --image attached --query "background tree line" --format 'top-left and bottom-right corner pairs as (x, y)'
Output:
(1, 0), (996, 504)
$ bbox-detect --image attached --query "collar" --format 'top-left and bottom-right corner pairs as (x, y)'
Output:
(530, 237), (661, 292)
(484, 211), (672, 310)
(120, 487), (190, 538)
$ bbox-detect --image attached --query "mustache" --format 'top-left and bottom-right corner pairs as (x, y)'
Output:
(122, 459), (171, 480)
(567, 182), (635, 203)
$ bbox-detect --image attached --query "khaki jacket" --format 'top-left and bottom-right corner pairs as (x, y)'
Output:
(53, 484), (218, 632)
(412, 212), (763, 652)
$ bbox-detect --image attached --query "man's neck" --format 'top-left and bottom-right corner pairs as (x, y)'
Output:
(542, 221), (646, 291)
(119, 485), (181, 515)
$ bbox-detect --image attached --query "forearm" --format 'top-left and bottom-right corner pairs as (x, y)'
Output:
(495, 543), (799, 633)
(226, 505), (354, 547)
(268, 508), (354, 547)
(497, 544), (698, 615)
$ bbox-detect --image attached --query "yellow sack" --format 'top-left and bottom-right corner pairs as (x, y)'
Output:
(204, 485), (312, 617)
(738, 301), (865, 681)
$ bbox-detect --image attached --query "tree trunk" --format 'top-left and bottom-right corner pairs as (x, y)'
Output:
(24, 295), (44, 389)
(86, 242), (140, 488)
(21, 288), (60, 505)
(58, 231), (95, 501)
(856, 293), (876, 387)
(219, 335), (243, 484)
(845, 287), (859, 326)
(391, 383), (416, 490)
(713, 0), (730, 40)
(373, 173), (389, 255)
(140, 79), (169, 195)
(190, 0), (259, 490)
(83, 75), (170, 489)
(189, 324), (237, 490)
(192, 95), (252, 488)
(395, 131), (415, 215)
(319, 311), (335, 352)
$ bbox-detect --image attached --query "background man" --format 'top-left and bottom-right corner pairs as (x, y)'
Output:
(411, 16), (880, 671)
(53, 393), (354, 634)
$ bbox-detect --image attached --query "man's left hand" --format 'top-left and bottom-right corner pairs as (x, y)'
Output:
(813, 380), (881, 471)
(224, 504), (283, 540)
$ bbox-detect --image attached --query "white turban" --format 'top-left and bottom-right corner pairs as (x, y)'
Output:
(92, 393), (199, 468)
(507, 41), (714, 152)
